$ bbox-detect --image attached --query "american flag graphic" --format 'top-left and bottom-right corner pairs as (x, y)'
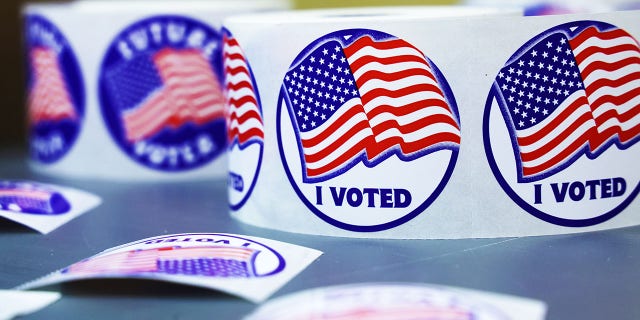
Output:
(495, 24), (640, 182)
(105, 48), (225, 142)
(282, 33), (461, 182)
(0, 184), (69, 215)
(223, 34), (264, 147)
(28, 47), (77, 124)
(64, 246), (258, 278)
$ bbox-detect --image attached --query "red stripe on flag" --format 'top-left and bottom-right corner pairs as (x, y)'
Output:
(287, 35), (460, 180)
(569, 26), (640, 152)
(299, 98), (374, 178)
(223, 35), (264, 146)
(344, 35), (461, 161)
(28, 48), (76, 124)
(154, 49), (225, 126)
(66, 246), (257, 275)
(0, 189), (51, 200)
(122, 49), (225, 142)
(515, 92), (595, 177)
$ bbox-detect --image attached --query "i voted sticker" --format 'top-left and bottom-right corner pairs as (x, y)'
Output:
(25, 15), (85, 164)
(18, 233), (322, 302)
(0, 180), (101, 234)
(223, 28), (265, 210)
(0, 181), (70, 215)
(278, 29), (461, 232)
(62, 234), (285, 278)
(245, 283), (547, 320)
(99, 15), (227, 171)
(484, 20), (640, 227)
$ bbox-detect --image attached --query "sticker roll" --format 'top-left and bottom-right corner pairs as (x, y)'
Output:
(23, 0), (288, 180)
(224, 8), (640, 238)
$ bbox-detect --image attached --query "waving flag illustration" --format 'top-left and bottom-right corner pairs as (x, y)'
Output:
(65, 246), (259, 278)
(28, 47), (77, 124)
(105, 48), (225, 142)
(0, 182), (70, 215)
(282, 34), (461, 182)
(223, 34), (264, 147)
(495, 24), (640, 182)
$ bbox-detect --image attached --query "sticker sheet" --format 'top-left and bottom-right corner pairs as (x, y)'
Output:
(224, 9), (640, 238)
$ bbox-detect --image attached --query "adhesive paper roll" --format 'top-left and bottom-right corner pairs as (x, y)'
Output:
(24, 0), (288, 180)
(224, 7), (640, 239)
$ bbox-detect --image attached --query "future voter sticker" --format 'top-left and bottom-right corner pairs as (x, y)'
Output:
(223, 28), (264, 210)
(245, 283), (510, 320)
(25, 15), (85, 164)
(484, 21), (640, 227)
(277, 29), (461, 232)
(0, 181), (70, 215)
(98, 15), (226, 171)
(61, 233), (285, 278)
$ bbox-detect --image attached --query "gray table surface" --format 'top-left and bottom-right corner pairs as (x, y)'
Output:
(0, 147), (638, 320)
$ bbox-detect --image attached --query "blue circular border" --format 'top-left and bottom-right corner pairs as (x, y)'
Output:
(25, 14), (85, 164)
(229, 143), (264, 212)
(482, 20), (640, 227)
(277, 28), (460, 233)
(126, 233), (286, 277)
(98, 15), (227, 172)
(223, 27), (265, 211)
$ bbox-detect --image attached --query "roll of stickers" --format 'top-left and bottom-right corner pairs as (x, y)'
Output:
(23, 0), (288, 180)
(224, 8), (640, 238)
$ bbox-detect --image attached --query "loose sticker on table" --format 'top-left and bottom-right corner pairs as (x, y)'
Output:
(484, 20), (640, 227)
(25, 15), (85, 164)
(223, 28), (265, 210)
(0, 180), (101, 234)
(98, 15), (227, 171)
(17, 233), (322, 303)
(277, 28), (461, 232)
(245, 283), (547, 320)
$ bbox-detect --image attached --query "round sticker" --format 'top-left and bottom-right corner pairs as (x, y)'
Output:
(99, 15), (227, 171)
(484, 20), (640, 227)
(62, 233), (286, 278)
(277, 29), (461, 232)
(25, 15), (85, 164)
(0, 181), (70, 215)
(223, 28), (265, 210)
(246, 283), (511, 320)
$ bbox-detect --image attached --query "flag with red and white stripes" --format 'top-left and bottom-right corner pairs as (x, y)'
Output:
(65, 246), (259, 277)
(282, 34), (461, 182)
(0, 183), (69, 215)
(105, 48), (225, 142)
(495, 24), (640, 182)
(223, 34), (264, 147)
(28, 47), (77, 124)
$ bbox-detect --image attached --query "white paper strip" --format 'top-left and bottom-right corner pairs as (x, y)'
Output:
(223, 8), (640, 238)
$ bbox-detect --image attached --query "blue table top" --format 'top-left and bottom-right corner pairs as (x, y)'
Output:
(0, 148), (638, 320)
